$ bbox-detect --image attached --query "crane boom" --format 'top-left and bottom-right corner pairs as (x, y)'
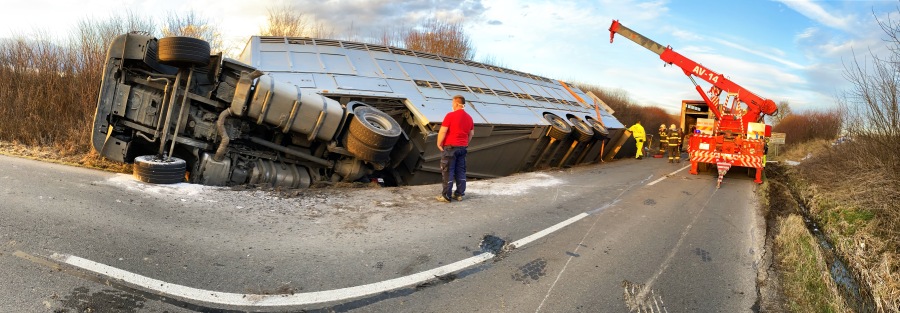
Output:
(609, 20), (777, 131)
(608, 19), (779, 187)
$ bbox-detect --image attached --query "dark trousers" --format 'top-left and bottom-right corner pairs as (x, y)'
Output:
(667, 144), (680, 161)
(440, 146), (467, 198)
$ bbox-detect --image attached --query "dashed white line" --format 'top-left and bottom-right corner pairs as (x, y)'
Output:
(534, 211), (603, 313)
(634, 187), (717, 305)
(646, 165), (690, 186)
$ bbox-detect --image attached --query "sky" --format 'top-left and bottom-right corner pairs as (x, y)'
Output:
(1, 0), (897, 115)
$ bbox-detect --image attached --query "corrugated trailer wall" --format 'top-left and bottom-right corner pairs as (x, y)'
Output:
(239, 37), (629, 184)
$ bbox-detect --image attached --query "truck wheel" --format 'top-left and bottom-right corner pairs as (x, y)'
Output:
(588, 119), (609, 139)
(543, 113), (571, 140)
(346, 135), (392, 163)
(158, 37), (211, 67)
(133, 155), (186, 184)
(569, 117), (594, 142)
(348, 106), (401, 149)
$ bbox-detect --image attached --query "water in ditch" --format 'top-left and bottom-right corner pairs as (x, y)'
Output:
(795, 198), (877, 313)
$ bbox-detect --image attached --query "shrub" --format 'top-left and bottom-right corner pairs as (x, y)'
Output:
(772, 109), (842, 146)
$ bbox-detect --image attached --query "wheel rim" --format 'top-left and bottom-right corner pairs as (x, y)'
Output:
(590, 120), (608, 135)
(544, 114), (570, 132)
(571, 119), (591, 135)
(366, 115), (388, 130)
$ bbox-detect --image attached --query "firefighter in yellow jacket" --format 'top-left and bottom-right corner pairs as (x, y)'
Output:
(667, 124), (682, 163)
(628, 121), (646, 159)
(658, 124), (668, 156)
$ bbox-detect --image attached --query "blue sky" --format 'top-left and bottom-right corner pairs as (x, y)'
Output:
(2, 0), (896, 114)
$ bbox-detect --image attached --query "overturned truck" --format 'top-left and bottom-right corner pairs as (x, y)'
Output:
(92, 33), (628, 187)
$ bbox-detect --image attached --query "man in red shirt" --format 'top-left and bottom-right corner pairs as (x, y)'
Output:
(436, 95), (475, 203)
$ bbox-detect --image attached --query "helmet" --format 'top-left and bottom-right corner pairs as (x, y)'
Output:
(660, 124), (666, 128)
(669, 124), (676, 130)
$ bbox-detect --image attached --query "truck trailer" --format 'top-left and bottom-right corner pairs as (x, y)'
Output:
(91, 33), (628, 187)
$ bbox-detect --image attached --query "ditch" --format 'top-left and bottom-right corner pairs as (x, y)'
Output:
(790, 191), (877, 313)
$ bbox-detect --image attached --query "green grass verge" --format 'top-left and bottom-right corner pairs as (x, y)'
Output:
(775, 214), (848, 313)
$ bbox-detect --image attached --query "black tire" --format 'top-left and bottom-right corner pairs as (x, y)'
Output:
(158, 37), (211, 67)
(569, 117), (594, 142)
(543, 113), (571, 140)
(588, 119), (609, 139)
(348, 106), (402, 149)
(346, 135), (392, 163)
(133, 155), (186, 184)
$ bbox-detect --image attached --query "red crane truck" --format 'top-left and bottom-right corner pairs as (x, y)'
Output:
(609, 20), (779, 187)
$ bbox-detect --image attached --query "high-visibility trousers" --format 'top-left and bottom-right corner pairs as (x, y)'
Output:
(635, 140), (644, 158)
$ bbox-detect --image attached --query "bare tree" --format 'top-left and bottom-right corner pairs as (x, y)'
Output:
(260, 4), (332, 38)
(72, 11), (155, 85)
(478, 54), (506, 68)
(767, 100), (792, 125)
(403, 18), (474, 60)
(373, 25), (407, 47)
(841, 49), (900, 149)
(161, 10), (223, 52)
(573, 83), (675, 128)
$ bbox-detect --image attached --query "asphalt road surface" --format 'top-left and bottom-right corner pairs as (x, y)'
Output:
(0, 153), (765, 312)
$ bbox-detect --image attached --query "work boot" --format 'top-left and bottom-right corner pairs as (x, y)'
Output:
(676, 158), (681, 163)
(453, 193), (463, 201)
(436, 195), (450, 203)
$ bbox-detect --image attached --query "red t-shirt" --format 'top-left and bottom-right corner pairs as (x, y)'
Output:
(441, 109), (474, 146)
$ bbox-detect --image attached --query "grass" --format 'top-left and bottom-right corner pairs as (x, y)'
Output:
(772, 138), (832, 163)
(0, 140), (130, 174)
(775, 214), (849, 313)
(771, 139), (900, 312)
(822, 206), (875, 237)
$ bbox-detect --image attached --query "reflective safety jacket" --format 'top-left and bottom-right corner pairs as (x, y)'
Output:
(628, 123), (646, 142)
(667, 128), (682, 146)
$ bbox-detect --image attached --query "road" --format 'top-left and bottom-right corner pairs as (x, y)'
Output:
(0, 153), (765, 312)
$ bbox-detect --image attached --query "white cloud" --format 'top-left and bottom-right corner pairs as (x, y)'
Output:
(0, 0), (867, 116)
(797, 27), (818, 39)
(776, 0), (854, 32)
(711, 38), (806, 69)
(672, 29), (702, 41)
(608, 0), (670, 22)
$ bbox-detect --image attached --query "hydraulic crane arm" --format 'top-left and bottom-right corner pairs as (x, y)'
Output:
(609, 20), (778, 128)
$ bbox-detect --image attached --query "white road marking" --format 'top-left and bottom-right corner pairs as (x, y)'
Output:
(40, 169), (661, 309)
(646, 165), (690, 186)
(534, 211), (604, 313)
(533, 175), (647, 313)
(52, 252), (495, 307)
(47, 205), (608, 309)
(509, 213), (589, 249)
(634, 187), (717, 306)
